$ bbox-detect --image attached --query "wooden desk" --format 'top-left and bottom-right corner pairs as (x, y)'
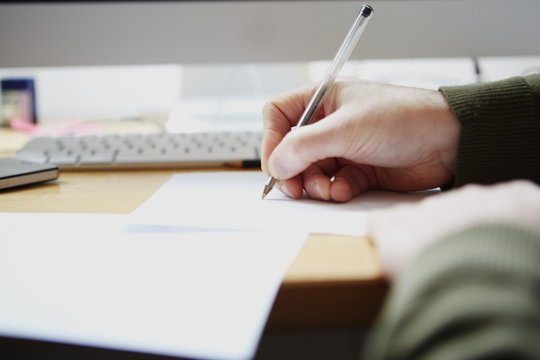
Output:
(0, 128), (388, 329)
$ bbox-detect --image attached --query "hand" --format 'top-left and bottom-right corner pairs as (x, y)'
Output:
(367, 180), (540, 278)
(261, 78), (459, 202)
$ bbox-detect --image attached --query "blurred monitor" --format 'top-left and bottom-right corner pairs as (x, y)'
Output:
(1, 0), (539, 68)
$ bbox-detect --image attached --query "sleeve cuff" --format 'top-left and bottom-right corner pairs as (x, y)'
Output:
(440, 76), (540, 187)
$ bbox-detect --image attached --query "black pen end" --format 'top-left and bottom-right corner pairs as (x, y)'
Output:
(361, 5), (373, 18)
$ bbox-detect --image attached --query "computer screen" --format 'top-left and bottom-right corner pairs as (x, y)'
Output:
(1, 0), (539, 67)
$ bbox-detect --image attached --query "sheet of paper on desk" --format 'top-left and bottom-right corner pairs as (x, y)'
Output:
(0, 213), (306, 360)
(130, 171), (438, 236)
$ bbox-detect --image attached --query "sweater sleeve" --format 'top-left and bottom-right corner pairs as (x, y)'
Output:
(362, 224), (540, 360)
(439, 74), (540, 188)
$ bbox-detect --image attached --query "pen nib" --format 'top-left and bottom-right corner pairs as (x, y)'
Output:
(261, 185), (272, 200)
(261, 176), (276, 200)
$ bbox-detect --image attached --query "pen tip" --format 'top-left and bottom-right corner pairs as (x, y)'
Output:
(261, 185), (272, 200)
(262, 176), (276, 200)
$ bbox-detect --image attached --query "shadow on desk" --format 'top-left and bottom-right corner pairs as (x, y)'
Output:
(1, 327), (368, 360)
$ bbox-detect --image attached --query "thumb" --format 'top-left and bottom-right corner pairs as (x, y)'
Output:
(268, 110), (352, 179)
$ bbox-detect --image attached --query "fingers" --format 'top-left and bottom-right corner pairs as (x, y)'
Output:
(300, 161), (373, 202)
(270, 176), (302, 199)
(275, 160), (373, 202)
(273, 162), (334, 200)
(261, 85), (317, 174)
(260, 84), (344, 201)
(301, 163), (333, 200)
(267, 110), (353, 180)
(329, 164), (372, 202)
(261, 127), (284, 175)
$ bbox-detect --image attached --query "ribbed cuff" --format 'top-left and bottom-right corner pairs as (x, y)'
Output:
(440, 76), (539, 187)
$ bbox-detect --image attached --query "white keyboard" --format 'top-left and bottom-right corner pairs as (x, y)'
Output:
(15, 131), (262, 170)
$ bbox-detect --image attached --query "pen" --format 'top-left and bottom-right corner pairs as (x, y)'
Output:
(261, 4), (374, 199)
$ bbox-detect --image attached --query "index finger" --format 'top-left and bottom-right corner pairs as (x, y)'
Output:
(261, 84), (317, 174)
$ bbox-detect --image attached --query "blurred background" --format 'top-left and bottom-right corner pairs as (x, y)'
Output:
(1, 0), (539, 133)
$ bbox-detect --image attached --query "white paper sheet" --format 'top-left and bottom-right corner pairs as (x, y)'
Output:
(131, 171), (438, 236)
(0, 213), (307, 360)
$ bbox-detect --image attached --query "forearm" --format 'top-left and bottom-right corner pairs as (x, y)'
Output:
(440, 74), (540, 187)
(363, 223), (540, 360)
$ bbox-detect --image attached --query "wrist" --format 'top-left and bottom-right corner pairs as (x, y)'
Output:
(430, 90), (459, 179)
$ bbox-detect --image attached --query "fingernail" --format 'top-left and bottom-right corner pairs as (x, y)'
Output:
(276, 182), (293, 198)
(315, 182), (329, 201)
(314, 182), (324, 199)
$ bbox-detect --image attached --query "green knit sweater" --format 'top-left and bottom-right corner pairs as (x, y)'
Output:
(363, 74), (540, 360)
(442, 75), (540, 187)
